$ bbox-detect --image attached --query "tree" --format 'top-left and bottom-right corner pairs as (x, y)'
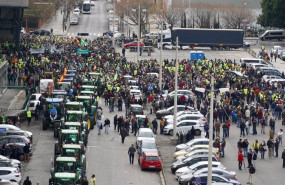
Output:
(190, 2), (217, 28)
(258, 0), (285, 28)
(164, 0), (186, 31)
(221, 4), (254, 29)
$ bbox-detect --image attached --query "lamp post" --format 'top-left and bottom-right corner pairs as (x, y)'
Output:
(126, 0), (129, 37)
(159, 9), (163, 91)
(137, 4), (141, 62)
(172, 37), (179, 141)
(112, 0), (116, 47)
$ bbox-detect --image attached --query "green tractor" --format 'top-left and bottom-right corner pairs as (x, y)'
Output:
(64, 102), (84, 112)
(50, 157), (85, 185)
(49, 172), (77, 185)
(54, 144), (86, 174)
(42, 98), (64, 131)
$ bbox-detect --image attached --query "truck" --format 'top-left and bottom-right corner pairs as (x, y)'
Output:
(159, 28), (244, 50)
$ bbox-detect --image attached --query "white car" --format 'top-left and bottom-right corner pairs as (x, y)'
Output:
(28, 100), (40, 114)
(162, 90), (194, 99)
(0, 167), (22, 183)
(136, 128), (155, 148)
(73, 8), (81, 16)
(175, 161), (225, 179)
(129, 86), (139, 90)
(262, 75), (282, 82)
(145, 32), (160, 39)
(269, 79), (285, 87)
(166, 113), (206, 125)
(0, 125), (33, 140)
(29, 93), (42, 101)
(163, 110), (200, 120)
(175, 138), (209, 151)
(163, 120), (204, 136)
(175, 149), (218, 162)
(271, 45), (283, 57)
(91, 0), (95, 6)
(130, 89), (142, 97)
(0, 155), (21, 171)
(70, 17), (79, 25)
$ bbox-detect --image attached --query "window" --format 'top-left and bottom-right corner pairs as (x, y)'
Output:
(0, 162), (8, 167)
(145, 156), (159, 161)
(9, 138), (20, 143)
(0, 138), (9, 145)
(212, 176), (225, 182)
(270, 32), (282, 36)
(0, 170), (11, 175)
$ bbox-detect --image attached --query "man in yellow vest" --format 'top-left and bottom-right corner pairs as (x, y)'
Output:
(27, 110), (32, 126)
(90, 174), (96, 185)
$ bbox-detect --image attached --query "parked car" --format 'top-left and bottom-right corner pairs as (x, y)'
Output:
(179, 167), (237, 185)
(175, 161), (226, 180)
(138, 152), (161, 171)
(0, 130), (32, 143)
(176, 149), (218, 162)
(128, 104), (143, 117)
(145, 32), (160, 39)
(91, 0), (95, 6)
(163, 120), (204, 136)
(29, 29), (50, 36)
(262, 75), (282, 82)
(281, 51), (285, 61)
(173, 145), (219, 159)
(28, 100), (40, 115)
(164, 110), (201, 121)
(0, 167), (21, 183)
(187, 173), (240, 185)
(0, 135), (31, 146)
(271, 45), (283, 57)
(136, 128), (155, 148)
(70, 17), (79, 25)
(73, 8), (81, 16)
(0, 179), (19, 185)
(0, 155), (21, 171)
(0, 125), (32, 142)
(137, 140), (158, 156)
(175, 138), (209, 151)
(6, 143), (32, 161)
(124, 41), (144, 48)
(256, 67), (282, 77)
(156, 105), (194, 119)
(166, 113), (206, 125)
(171, 154), (218, 173)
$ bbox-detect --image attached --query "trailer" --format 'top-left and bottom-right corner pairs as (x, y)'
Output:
(171, 28), (244, 50)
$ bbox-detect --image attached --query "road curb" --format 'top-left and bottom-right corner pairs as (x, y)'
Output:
(160, 164), (167, 185)
(8, 90), (26, 110)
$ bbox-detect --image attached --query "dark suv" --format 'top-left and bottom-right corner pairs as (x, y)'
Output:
(128, 104), (143, 116)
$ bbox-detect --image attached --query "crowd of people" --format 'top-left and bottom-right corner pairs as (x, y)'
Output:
(1, 31), (285, 184)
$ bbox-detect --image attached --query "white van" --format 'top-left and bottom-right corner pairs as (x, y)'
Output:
(40, 79), (54, 95)
(240, 58), (268, 66)
(260, 30), (285, 41)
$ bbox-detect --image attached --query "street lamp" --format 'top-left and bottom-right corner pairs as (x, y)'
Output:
(112, 0), (116, 48)
(159, 8), (163, 91)
(196, 76), (229, 185)
(132, 6), (146, 62)
(126, 0), (129, 37)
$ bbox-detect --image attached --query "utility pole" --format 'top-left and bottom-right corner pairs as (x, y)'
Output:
(207, 73), (214, 185)
(112, 0), (115, 47)
(173, 37), (179, 139)
(159, 11), (163, 91)
(126, 0), (129, 37)
(137, 4), (141, 62)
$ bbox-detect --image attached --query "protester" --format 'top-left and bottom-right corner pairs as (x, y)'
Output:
(128, 144), (136, 164)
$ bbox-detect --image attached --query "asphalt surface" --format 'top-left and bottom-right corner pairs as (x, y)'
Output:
(68, 0), (108, 36)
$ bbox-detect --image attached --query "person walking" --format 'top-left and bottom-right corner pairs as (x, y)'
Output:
(222, 122), (228, 138)
(275, 137), (280, 157)
(90, 174), (96, 185)
(122, 47), (126, 57)
(97, 118), (102, 135)
(26, 110), (32, 126)
(120, 127), (128, 143)
(247, 164), (256, 185)
(252, 150), (257, 167)
(267, 137), (274, 158)
(242, 139), (249, 157)
(160, 119), (165, 134)
(252, 140), (259, 155)
(23, 176), (32, 185)
(247, 149), (253, 167)
(104, 118), (110, 134)
(282, 149), (285, 168)
(238, 151), (244, 170)
(259, 140), (266, 159)
(114, 115), (118, 131)
(215, 121), (221, 138)
(240, 121), (246, 137)
(278, 129), (283, 145)
(152, 118), (158, 134)
(23, 143), (30, 162)
(221, 137), (226, 158)
(128, 144), (136, 164)
(81, 176), (88, 185)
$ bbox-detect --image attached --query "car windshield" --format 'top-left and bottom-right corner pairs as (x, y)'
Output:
(138, 132), (153, 137)
(131, 107), (143, 111)
(146, 156), (159, 161)
(142, 142), (156, 149)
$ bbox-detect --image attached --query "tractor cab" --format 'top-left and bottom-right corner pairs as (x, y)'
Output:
(49, 172), (77, 185)
(81, 85), (96, 92)
(65, 102), (84, 112)
(42, 98), (64, 131)
(76, 96), (96, 113)
(65, 110), (85, 122)
(82, 79), (94, 86)
(58, 82), (72, 91)
(50, 157), (84, 185)
(52, 90), (68, 100)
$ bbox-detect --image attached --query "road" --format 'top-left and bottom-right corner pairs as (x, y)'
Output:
(68, 0), (108, 36)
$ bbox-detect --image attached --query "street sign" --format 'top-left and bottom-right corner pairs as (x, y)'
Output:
(147, 84), (153, 91)
(77, 49), (88, 54)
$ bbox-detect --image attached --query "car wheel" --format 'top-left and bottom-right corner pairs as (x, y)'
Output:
(19, 154), (24, 161)
(169, 130), (173, 136)
(141, 166), (144, 171)
(195, 129), (201, 136)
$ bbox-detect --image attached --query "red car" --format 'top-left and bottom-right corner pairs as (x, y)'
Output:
(139, 152), (162, 171)
(124, 41), (144, 48)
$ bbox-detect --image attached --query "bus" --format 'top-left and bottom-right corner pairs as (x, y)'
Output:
(82, 0), (91, 14)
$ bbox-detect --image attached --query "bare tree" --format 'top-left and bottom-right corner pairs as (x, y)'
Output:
(164, 0), (186, 31)
(190, 2), (218, 28)
(221, 4), (254, 29)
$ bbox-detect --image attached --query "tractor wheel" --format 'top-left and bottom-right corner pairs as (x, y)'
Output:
(42, 118), (48, 130)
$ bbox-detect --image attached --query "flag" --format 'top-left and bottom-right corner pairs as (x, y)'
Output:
(113, 72), (118, 81)
(81, 39), (88, 47)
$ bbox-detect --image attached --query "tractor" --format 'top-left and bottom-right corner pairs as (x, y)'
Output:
(42, 98), (64, 131)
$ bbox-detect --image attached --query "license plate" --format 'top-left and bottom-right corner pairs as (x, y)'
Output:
(149, 166), (155, 168)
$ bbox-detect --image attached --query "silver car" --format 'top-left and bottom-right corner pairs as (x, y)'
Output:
(178, 167), (237, 185)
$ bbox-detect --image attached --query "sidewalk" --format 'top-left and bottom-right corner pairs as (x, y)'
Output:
(41, 7), (70, 36)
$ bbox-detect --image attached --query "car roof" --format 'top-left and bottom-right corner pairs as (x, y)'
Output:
(130, 104), (143, 107)
(144, 152), (159, 156)
(178, 120), (201, 124)
(138, 128), (153, 132)
(191, 161), (221, 168)
(0, 135), (27, 139)
(0, 167), (18, 171)
(136, 115), (146, 118)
